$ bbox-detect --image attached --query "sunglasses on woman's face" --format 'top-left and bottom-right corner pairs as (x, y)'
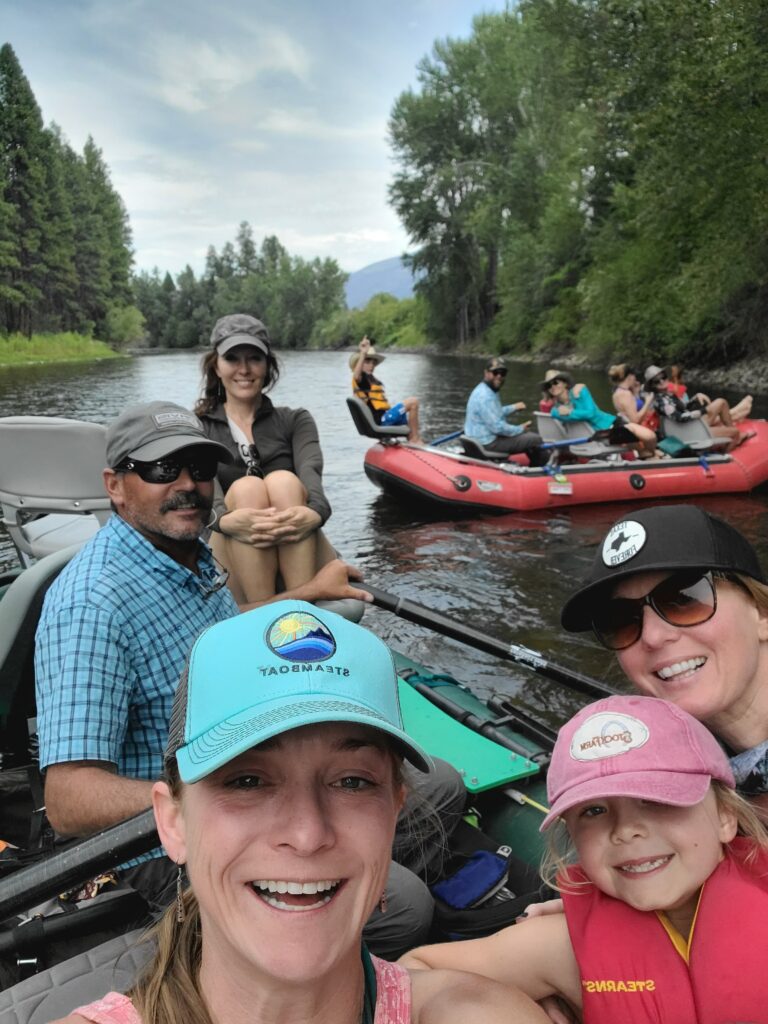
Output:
(116, 455), (219, 484)
(591, 570), (720, 651)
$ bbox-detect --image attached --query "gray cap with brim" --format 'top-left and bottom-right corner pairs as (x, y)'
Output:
(210, 314), (271, 358)
(106, 402), (234, 468)
(561, 504), (765, 632)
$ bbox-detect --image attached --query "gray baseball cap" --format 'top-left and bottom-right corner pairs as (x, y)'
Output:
(210, 314), (271, 357)
(105, 402), (233, 468)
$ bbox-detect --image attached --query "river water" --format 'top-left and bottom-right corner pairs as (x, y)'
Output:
(2, 351), (767, 729)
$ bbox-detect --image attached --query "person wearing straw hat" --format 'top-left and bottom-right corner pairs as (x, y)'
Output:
(350, 336), (423, 444)
(463, 357), (546, 466)
(544, 369), (657, 452)
(56, 603), (548, 1024)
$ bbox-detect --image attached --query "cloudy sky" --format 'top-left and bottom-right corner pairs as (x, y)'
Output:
(4, 0), (506, 277)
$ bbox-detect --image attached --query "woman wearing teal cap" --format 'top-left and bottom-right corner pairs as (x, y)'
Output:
(55, 602), (548, 1024)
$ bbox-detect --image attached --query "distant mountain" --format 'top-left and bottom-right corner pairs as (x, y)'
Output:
(344, 256), (418, 309)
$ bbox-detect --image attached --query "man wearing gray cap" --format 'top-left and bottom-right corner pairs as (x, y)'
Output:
(34, 401), (454, 958)
(33, 405), (366, 858)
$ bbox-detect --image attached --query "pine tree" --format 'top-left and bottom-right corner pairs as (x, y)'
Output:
(0, 43), (47, 334)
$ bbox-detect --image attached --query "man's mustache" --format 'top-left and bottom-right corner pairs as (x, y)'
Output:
(160, 492), (213, 515)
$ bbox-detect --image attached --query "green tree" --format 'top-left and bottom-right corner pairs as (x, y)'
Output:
(0, 43), (47, 334)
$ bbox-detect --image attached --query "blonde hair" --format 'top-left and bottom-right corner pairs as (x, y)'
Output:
(608, 363), (632, 384)
(731, 572), (768, 617)
(540, 780), (768, 894)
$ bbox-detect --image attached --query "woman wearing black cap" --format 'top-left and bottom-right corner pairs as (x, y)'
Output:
(195, 314), (335, 603)
(561, 504), (768, 809)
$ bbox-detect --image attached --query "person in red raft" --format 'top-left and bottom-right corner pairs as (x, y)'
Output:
(350, 336), (423, 445)
(402, 694), (768, 1023)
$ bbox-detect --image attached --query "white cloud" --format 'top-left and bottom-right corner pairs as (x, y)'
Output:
(143, 29), (311, 113)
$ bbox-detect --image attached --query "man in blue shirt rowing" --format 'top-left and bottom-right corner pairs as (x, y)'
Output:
(464, 358), (545, 465)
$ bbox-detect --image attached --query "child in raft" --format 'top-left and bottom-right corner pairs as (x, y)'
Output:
(401, 695), (768, 1023)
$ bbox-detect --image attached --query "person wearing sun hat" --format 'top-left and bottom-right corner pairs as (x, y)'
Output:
(65, 602), (549, 1024)
(643, 363), (753, 451)
(463, 357), (546, 465)
(544, 367), (658, 454)
(560, 503), (768, 806)
(350, 335), (423, 444)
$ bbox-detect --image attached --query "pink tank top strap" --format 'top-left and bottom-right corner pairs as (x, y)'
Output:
(71, 991), (142, 1024)
(372, 955), (411, 1023)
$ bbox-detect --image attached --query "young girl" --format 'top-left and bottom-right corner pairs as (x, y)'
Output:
(402, 695), (768, 1023)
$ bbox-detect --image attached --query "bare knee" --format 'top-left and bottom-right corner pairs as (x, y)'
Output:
(225, 476), (270, 510)
(403, 397), (420, 412)
(264, 470), (308, 507)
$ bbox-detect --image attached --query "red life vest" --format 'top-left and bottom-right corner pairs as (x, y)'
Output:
(562, 838), (768, 1024)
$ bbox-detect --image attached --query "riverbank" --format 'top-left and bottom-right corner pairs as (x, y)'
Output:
(490, 348), (767, 397)
(0, 333), (123, 368)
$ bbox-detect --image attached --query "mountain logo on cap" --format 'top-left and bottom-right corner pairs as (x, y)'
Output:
(266, 611), (336, 663)
(570, 712), (650, 762)
(602, 520), (647, 567)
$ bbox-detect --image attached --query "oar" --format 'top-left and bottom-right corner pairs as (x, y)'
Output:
(429, 430), (462, 446)
(362, 585), (616, 701)
(0, 809), (158, 921)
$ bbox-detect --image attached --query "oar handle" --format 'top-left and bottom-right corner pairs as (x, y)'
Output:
(362, 585), (615, 701)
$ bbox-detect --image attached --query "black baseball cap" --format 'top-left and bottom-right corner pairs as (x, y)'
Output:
(561, 504), (765, 632)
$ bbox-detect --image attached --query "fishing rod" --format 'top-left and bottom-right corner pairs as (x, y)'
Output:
(362, 584), (616, 702)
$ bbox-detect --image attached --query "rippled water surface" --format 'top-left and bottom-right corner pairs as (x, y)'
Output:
(3, 351), (767, 729)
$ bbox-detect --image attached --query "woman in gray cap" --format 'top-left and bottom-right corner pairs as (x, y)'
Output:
(195, 314), (335, 603)
(561, 504), (768, 811)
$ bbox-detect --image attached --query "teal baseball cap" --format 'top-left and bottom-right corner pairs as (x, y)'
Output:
(166, 600), (432, 782)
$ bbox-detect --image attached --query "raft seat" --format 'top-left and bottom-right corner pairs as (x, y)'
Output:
(0, 417), (111, 568)
(458, 436), (510, 462)
(660, 415), (731, 453)
(346, 397), (410, 441)
(534, 413), (630, 460)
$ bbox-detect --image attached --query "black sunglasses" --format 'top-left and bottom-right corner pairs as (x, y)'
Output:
(591, 570), (721, 651)
(116, 455), (218, 484)
(490, 368), (507, 378)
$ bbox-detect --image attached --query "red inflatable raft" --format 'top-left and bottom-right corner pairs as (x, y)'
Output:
(362, 420), (768, 514)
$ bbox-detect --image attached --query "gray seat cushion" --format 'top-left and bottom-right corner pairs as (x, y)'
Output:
(0, 929), (153, 1024)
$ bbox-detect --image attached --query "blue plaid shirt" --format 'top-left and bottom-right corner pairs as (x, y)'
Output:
(463, 381), (523, 445)
(35, 514), (239, 780)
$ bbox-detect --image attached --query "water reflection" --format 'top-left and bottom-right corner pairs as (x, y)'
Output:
(2, 350), (767, 728)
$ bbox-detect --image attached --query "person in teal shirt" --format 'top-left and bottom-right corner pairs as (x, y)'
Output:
(543, 369), (657, 453)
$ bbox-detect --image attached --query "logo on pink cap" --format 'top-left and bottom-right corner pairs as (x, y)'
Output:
(540, 695), (735, 831)
(570, 712), (649, 762)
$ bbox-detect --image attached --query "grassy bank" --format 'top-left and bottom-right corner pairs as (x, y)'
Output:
(0, 332), (125, 367)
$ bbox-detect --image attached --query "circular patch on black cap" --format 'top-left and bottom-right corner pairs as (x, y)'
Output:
(601, 520), (647, 568)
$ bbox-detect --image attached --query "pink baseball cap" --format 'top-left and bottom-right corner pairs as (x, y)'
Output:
(540, 695), (734, 831)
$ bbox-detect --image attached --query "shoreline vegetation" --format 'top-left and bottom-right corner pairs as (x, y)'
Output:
(5, 333), (764, 398)
(0, 333), (124, 368)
